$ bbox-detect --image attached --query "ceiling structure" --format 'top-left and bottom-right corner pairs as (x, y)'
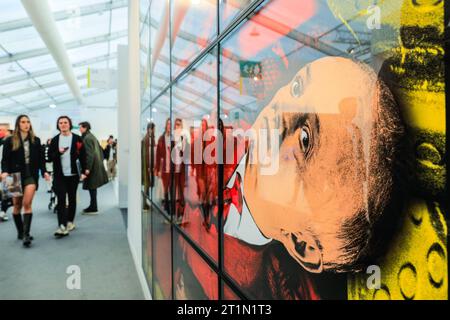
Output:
(0, 0), (129, 116)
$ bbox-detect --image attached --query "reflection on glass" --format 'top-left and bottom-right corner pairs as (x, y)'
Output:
(152, 90), (171, 215)
(172, 51), (218, 263)
(140, 0), (150, 107)
(150, 0), (170, 99)
(141, 119), (155, 200)
(171, 0), (217, 78)
(173, 230), (219, 300)
(142, 203), (153, 290)
(219, 0), (256, 31)
(152, 211), (172, 300)
(223, 283), (241, 300)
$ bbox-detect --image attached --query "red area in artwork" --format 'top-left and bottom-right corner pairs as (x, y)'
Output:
(238, 0), (316, 59)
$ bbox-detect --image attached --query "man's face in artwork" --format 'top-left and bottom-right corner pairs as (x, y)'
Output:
(244, 57), (394, 272)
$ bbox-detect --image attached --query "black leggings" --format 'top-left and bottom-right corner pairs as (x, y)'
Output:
(55, 176), (79, 227)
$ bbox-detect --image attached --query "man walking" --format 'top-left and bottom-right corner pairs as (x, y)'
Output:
(79, 122), (108, 214)
(103, 136), (117, 180)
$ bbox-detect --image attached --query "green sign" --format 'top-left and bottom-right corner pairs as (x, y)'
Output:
(239, 61), (262, 78)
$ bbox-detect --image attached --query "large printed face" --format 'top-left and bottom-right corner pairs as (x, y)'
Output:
(244, 57), (394, 272)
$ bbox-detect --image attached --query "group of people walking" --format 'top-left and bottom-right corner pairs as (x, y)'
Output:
(0, 115), (109, 247)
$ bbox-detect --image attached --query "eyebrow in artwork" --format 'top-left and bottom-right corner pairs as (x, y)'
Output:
(281, 112), (319, 142)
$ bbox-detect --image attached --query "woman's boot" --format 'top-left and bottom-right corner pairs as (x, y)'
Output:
(23, 213), (33, 247)
(12, 214), (23, 240)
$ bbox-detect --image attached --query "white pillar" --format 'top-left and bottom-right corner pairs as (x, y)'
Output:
(127, 0), (142, 277)
(117, 44), (129, 208)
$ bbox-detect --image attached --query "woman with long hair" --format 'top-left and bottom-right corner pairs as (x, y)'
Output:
(1, 115), (50, 247)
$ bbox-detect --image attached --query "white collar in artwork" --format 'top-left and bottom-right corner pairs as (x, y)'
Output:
(223, 153), (272, 246)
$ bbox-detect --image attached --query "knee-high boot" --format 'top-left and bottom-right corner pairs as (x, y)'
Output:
(23, 213), (33, 247)
(13, 214), (23, 240)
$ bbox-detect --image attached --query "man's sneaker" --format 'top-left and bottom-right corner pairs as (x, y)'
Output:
(0, 211), (8, 222)
(54, 225), (69, 237)
(67, 222), (76, 232)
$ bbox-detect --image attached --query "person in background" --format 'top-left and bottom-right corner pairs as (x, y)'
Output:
(1, 115), (50, 247)
(155, 118), (172, 213)
(103, 136), (117, 180)
(42, 138), (53, 193)
(50, 116), (86, 237)
(79, 122), (108, 214)
(173, 118), (189, 224)
(0, 129), (12, 222)
(141, 123), (155, 209)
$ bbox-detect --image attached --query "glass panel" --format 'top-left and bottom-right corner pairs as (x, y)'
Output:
(219, 0), (257, 32)
(172, 51), (218, 263)
(33, 73), (64, 86)
(0, 79), (39, 94)
(142, 104), (153, 293)
(150, 0), (170, 100)
(223, 283), (241, 300)
(53, 93), (75, 103)
(140, 7), (150, 107)
(0, 99), (13, 108)
(0, 27), (46, 54)
(140, 0), (150, 18)
(67, 43), (109, 64)
(112, 7), (129, 33)
(151, 89), (171, 215)
(171, 0), (217, 78)
(12, 90), (50, 104)
(56, 13), (110, 43)
(109, 36), (128, 55)
(142, 203), (153, 295)
(173, 230), (219, 300)
(152, 210), (172, 300)
(25, 97), (54, 109)
(219, 0), (447, 300)
(48, 0), (107, 12)
(141, 106), (153, 200)
(20, 55), (58, 73)
(0, 63), (26, 80)
(45, 84), (70, 96)
(0, 1), (28, 23)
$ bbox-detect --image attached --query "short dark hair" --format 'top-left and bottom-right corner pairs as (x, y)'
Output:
(147, 122), (155, 131)
(79, 121), (91, 130)
(56, 116), (73, 131)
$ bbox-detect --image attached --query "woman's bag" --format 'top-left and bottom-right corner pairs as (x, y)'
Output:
(1, 172), (23, 199)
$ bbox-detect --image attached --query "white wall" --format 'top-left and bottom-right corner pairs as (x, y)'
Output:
(117, 45), (129, 209)
(124, 0), (151, 300)
(25, 91), (118, 143)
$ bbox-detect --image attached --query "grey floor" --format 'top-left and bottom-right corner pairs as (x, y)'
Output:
(0, 180), (144, 300)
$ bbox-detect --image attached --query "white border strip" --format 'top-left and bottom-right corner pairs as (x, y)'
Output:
(128, 234), (152, 300)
